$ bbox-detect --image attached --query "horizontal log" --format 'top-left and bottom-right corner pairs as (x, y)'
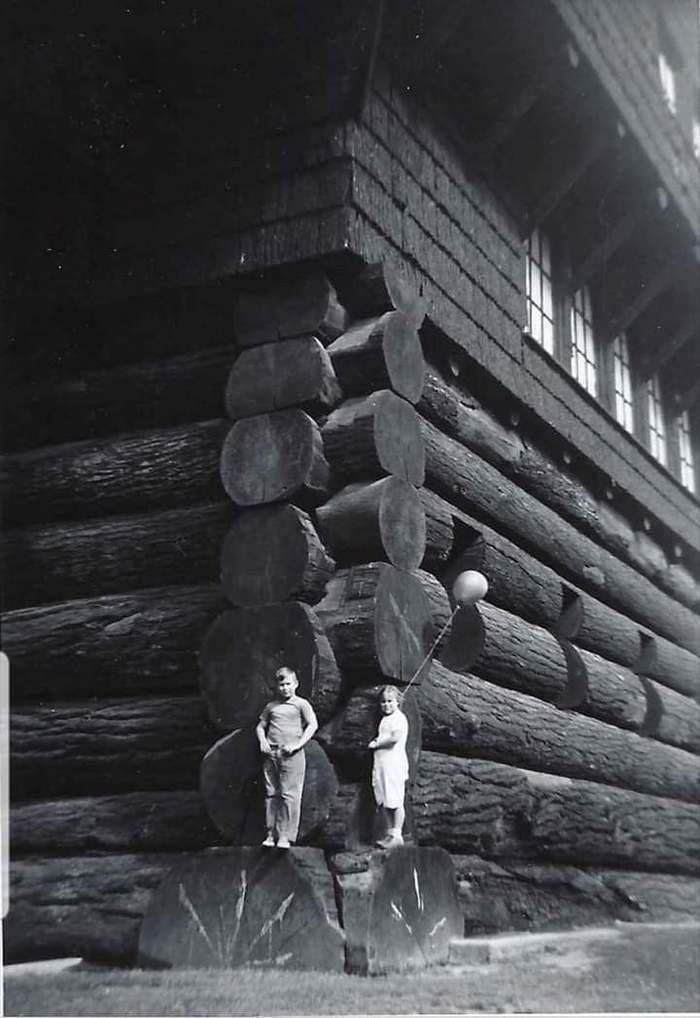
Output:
(420, 366), (699, 609)
(2, 419), (228, 525)
(451, 855), (700, 934)
(327, 312), (425, 404)
(224, 336), (342, 420)
(221, 504), (335, 607)
(233, 267), (347, 347)
(335, 261), (425, 326)
(420, 490), (455, 569)
(421, 418), (700, 655)
(315, 477), (426, 571)
(315, 563), (432, 682)
(418, 662), (700, 802)
(2, 345), (237, 452)
(10, 696), (214, 800)
(200, 731), (338, 844)
(199, 602), (341, 729)
(6, 852), (190, 964)
(412, 753), (700, 873)
(11, 791), (221, 855)
(322, 391), (425, 486)
(2, 502), (233, 610)
(220, 409), (330, 507)
(4, 584), (226, 702)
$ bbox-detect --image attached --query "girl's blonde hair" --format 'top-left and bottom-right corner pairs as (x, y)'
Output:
(379, 684), (402, 702)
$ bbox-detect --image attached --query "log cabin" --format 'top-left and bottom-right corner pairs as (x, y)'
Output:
(3, 0), (699, 964)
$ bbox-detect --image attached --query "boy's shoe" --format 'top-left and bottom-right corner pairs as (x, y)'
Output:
(261, 835), (276, 847)
(376, 834), (403, 849)
(276, 836), (291, 849)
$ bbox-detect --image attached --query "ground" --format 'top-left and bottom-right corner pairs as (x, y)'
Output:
(4, 922), (700, 1015)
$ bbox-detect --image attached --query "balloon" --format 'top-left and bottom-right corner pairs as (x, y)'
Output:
(452, 570), (488, 605)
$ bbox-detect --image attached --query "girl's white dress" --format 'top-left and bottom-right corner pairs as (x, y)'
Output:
(371, 709), (409, 808)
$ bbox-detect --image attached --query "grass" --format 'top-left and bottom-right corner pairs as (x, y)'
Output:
(4, 923), (700, 1016)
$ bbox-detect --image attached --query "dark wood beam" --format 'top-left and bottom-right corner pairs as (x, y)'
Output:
(569, 205), (646, 294)
(600, 259), (685, 345)
(641, 312), (700, 380)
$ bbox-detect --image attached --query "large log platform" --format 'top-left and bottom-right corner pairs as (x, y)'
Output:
(220, 409), (330, 508)
(3, 584), (226, 701)
(233, 268), (347, 347)
(322, 391), (426, 485)
(199, 602), (341, 729)
(2, 502), (233, 610)
(2, 419), (228, 525)
(225, 336), (342, 420)
(327, 312), (425, 404)
(220, 505), (335, 607)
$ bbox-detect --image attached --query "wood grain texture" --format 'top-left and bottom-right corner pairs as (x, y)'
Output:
(327, 312), (425, 404)
(233, 267), (347, 347)
(335, 261), (425, 326)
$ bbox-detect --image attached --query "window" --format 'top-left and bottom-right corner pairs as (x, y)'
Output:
(612, 332), (634, 433)
(693, 119), (700, 161)
(525, 227), (554, 354)
(658, 51), (676, 115)
(570, 285), (597, 397)
(677, 410), (696, 494)
(647, 373), (667, 465)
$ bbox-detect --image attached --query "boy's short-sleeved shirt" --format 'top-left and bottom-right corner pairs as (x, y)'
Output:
(259, 695), (316, 745)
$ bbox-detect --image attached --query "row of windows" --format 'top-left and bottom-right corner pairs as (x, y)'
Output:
(525, 226), (696, 495)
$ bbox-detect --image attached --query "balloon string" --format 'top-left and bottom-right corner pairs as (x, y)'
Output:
(402, 603), (461, 695)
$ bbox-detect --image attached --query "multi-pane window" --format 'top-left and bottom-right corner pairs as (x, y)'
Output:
(570, 285), (597, 397)
(647, 373), (667, 465)
(677, 410), (696, 494)
(525, 227), (554, 355)
(612, 332), (634, 434)
(658, 51), (676, 114)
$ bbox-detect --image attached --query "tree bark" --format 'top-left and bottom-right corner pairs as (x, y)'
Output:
(316, 477), (426, 571)
(199, 602), (341, 729)
(224, 336), (342, 420)
(233, 267), (347, 347)
(2, 345), (237, 452)
(2, 502), (233, 610)
(11, 696), (214, 799)
(220, 504), (334, 607)
(200, 730), (338, 844)
(416, 662), (700, 803)
(3, 419), (228, 525)
(322, 391), (425, 486)
(3, 584), (226, 701)
(422, 419), (700, 655)
(220, 409), (330, 508)
(635, 633), (700, 699)
(336, 261), (425, 326)
(315, 563), (432, 682)
(11, 791), (221, 856)
(327, 312), (425, 404)
(419, 489), (454, 569)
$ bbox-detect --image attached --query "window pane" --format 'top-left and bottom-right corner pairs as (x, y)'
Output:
(570, 285), (597, 397)
(612, 333), (634, 434)
(677, 410), (696, 494)
(647, 374), (667, 466)
(525, 227), (555, 353)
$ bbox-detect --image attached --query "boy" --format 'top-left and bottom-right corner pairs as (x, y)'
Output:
(255, 666), (318, 848)
(368, 684), (408, 849)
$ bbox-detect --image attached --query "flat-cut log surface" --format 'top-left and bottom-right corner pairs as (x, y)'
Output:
(422, 419), (700, 655)
(138, 847), (345, 971)
(327, 312), (425, 404)
(3, 419), (228, 525)
(234, 268), (347, 347)
(220, 505), (334, 607)
(336, 262), (425, 325)
(199, 602), (341, 729)
(11, 696), (213, 799)
(200, 730), (338, 844)
(413, 753), (700, 873)
(11, 791), (221, 855)
(2, 346), (237, 452)
(4, 584), (226, 701)
(2, 502), (232, 610)
(5, 852), (187, 964)
(322, 391), (425, 485)
(316, 478), (426, 571)
(220, 409), (329, 507)
(634, 632), (700, 699)
(451, 855), (700, 934)
(225, 336), (342, 420)
(315, 563), (432, 682)
(328, 846), (462, 974)
(418, 662), (700, 803)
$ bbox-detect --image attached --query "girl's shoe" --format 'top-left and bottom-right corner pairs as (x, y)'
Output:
(276, 836), (291, 849)
(262, 834), (276, 847)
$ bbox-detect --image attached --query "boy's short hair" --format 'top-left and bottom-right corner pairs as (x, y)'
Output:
(275, 666), (298, 683)
(379, 684), (401, 701)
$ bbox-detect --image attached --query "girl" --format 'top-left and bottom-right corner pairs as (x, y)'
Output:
(368, 684), (408, 849)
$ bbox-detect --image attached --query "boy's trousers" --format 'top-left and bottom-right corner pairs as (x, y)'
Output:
(262, 748), (306, 841)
